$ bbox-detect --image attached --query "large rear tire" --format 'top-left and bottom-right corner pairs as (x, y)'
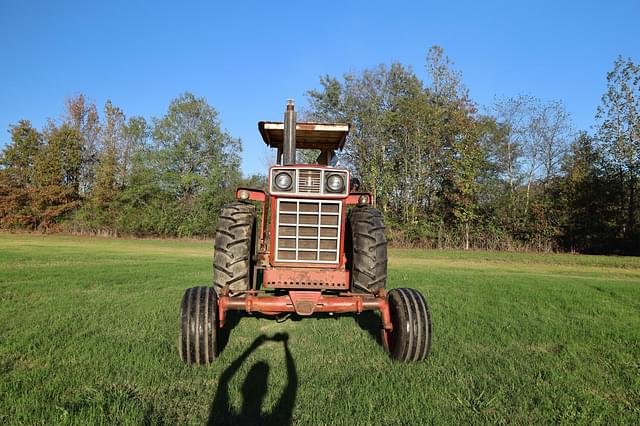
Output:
(347, 205), (387, 293)
(179, 286), (218, 364)
(213, 202), (256, 294)
(383, 288), (432, 362)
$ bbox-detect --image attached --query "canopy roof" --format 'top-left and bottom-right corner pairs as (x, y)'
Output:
(258, 121), (350, 151)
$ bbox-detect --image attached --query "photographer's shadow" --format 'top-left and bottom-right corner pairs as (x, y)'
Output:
(208, 333), (297, 426)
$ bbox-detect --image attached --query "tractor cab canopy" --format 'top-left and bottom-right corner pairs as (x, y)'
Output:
(259, 121), (350, 165)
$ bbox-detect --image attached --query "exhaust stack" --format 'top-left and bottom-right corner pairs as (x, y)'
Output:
(283, 100), (296, 165)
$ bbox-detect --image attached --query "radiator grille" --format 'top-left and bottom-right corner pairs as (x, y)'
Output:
(297, 169), (322, 194)
(276, 199), (341, 263)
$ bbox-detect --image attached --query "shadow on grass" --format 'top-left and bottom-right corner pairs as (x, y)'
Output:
(351, 311), (384, 347)
(216, 311), (242, 354)
(208, 333), (297, 426)
(253, 310), (385, 348)
(285, 311), (384, 347)
(220, 309), (385, 356)
(291, 311), (382, 346)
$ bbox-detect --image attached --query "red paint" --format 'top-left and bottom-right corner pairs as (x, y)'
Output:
(216, 120), (397, 354)
(234, 187), (269, 253)
(237, 167), (372, 287)
(268, 195), (349, 270)
(263, 267), (349, 290)
(217, 290), (392, 331)
(345, 192), (372, 205)
(268, 195), (277, 265)
(235, 188), (266, 202)
(268, 166), (351, 199)
(259, 193), (270, 252)
(339, 202), (347, 265)
(288, 291), (323, 315)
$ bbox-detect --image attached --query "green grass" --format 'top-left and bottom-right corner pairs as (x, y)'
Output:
(1, 234), (639, 425)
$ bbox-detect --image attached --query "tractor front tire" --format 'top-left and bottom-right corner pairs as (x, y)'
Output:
(213, 202), (256, 295)
(383, 288), (432, 362)
(180, 287), (218, 364)
(347, 205), (388, 293)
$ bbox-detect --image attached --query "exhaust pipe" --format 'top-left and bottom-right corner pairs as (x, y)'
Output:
(283, 100), (296, 165)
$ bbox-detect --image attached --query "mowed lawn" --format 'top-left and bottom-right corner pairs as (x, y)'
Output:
(0, 234), (639, 425)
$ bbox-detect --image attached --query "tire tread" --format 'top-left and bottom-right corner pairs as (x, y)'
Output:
(213, 202), (256, 294)
(347, 205), (388, 293)
(387, 288), (432, 362)
(179, 287), (218, 364)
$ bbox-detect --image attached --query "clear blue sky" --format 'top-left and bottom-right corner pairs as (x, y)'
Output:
(1, 0), (638, 176)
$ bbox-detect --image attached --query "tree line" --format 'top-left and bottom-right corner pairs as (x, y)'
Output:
(305, 47), (639, 253)
(1, 47), (638, 253)
(0, 93), (250, 237)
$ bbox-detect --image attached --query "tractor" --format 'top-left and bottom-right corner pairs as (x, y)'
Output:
(179, 100), (432, 364)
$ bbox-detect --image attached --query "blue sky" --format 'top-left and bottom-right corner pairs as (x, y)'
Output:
(1, 0), (638, 176)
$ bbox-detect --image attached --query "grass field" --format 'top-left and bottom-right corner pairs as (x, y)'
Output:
(1, 234), (639, 425)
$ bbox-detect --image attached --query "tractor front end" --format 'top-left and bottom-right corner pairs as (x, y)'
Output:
(256, 164), (355, 291)
(178, 101), (432, 365)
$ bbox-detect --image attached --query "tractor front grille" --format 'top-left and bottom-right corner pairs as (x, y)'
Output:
(297, 169), (322, 193)
(275, 199), (341, 263)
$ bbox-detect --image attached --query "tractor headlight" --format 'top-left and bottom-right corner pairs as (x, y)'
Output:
(274, 172), (293, 191)
(326, 174), (345, 193)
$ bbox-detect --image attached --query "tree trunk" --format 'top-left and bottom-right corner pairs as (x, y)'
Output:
(628, 170), (636, 238)
(620, 167), (625, 236)
(464, 222), (470, 250)
(525, 175), (532, 218)
(508, 140), (515, 220)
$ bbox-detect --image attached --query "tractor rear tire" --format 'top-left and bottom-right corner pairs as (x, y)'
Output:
(383, 288), (432, 362)
(179, 286), (218, 364)
(347, 205), (387, 293)
(213, 202), (256, 295)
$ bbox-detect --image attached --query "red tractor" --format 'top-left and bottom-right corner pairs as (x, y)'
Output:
(179, 101), (432, 364)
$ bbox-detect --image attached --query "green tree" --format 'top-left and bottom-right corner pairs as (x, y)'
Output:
(558, 133), (608, 250)
(307, 46), (488, 248)
(0, 121), (43, 227)
(151, 92), (242, 236)
(532, 100), (573, 182)
(30, 123), (83, 229)
(596, 56), (640, 243)
(425, 46), (483, 249)
(65, 94), (100, 195)
(93, 101), (125, 210)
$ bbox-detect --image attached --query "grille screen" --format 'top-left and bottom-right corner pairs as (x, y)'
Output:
(276, 199), (341, 263)
(297, 170), (322, 193)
